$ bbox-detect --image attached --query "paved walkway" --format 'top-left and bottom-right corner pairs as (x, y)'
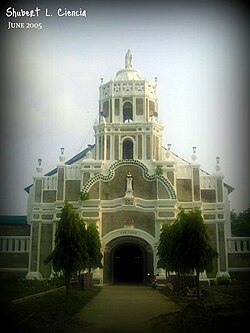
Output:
(74, 285), (180, 333)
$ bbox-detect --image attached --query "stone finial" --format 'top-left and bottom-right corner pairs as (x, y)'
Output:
(166, 144), (171, 159)
(214, 156), (224, 178)
(191, 146), (197, 162)
(125, 49), (133, 68)
(59, 147), (66, 164)
(215, 156), (221, 172)
(36, 158), (43, 173)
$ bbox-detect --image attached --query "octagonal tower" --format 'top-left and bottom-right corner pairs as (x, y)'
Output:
(95, 49), (163, 162)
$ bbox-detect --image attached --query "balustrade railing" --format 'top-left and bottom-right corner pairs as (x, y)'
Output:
(200, 175), (216, 189)
(176, 165), (192, 178)
(227, 237), (250, 253)
(0, 236), (30, 253)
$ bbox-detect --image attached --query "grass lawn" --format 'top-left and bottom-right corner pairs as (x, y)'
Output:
(0, 278), (101, 332)
(155, 284), (250, 332)
(0, 277), (65, 301)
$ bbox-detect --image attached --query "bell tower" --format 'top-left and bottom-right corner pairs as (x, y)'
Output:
(94, 50), (164, 161)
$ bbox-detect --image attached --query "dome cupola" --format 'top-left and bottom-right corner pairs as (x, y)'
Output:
(115, 49), (143, 81)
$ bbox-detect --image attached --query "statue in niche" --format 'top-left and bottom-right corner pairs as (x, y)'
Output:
(125, 49), (132, 68)
(125, 171), (133, 196)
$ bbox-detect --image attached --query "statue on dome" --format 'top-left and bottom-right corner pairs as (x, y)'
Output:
(125, 49), (133, 68)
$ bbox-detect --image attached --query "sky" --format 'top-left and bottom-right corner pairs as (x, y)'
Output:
(0, 0), (249, 215)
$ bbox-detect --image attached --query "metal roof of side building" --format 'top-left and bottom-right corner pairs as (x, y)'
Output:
(0, 215), (27, 225)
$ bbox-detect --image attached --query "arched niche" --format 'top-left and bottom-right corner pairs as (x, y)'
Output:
(122, 138), (134, 159)
(123, 101), (133, 122)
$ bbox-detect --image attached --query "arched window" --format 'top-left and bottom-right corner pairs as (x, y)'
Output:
(123, 139), (133, 159)
(123, 101), (133, 122)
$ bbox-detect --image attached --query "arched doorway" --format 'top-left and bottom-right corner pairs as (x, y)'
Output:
(103, 236), (154, 284)
(114, 243), (143, 283)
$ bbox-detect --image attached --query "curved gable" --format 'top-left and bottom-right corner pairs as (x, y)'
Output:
(82, 160), (176, 200)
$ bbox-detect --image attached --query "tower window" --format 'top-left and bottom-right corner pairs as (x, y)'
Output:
(138, 135), (142, 159)
(114, 135), (119, 160)
(136, 98), (144, 115)
(146, 135), (151, 159)
(123, 101), (133, 122)
(103, 101), (109, 117)
(149, 100), (155, 117)
(115, 99), (120, 115)
(106, 135), (110, 160)
(123, 139), (133, 159)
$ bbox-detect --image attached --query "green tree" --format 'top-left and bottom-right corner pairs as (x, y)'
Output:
(86, 223), (103, 272)
(231, 206), (250, 236)
(155, 165), (163, 175)
(78, 216), (88, 272)
(157, 219), (187, 295)
(178, 208), (218, 298)
(157, 208), (217, 298)
(157, 224), (173, 274)
(45, 201), (88, 297)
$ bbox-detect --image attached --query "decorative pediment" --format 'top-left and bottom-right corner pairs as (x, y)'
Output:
(81, 159), (177, 200)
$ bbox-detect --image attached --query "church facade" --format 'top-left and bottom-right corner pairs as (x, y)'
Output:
(25, 51), (234, 283)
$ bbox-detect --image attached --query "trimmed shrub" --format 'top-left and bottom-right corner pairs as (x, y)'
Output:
(217, 275), (231, 285)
